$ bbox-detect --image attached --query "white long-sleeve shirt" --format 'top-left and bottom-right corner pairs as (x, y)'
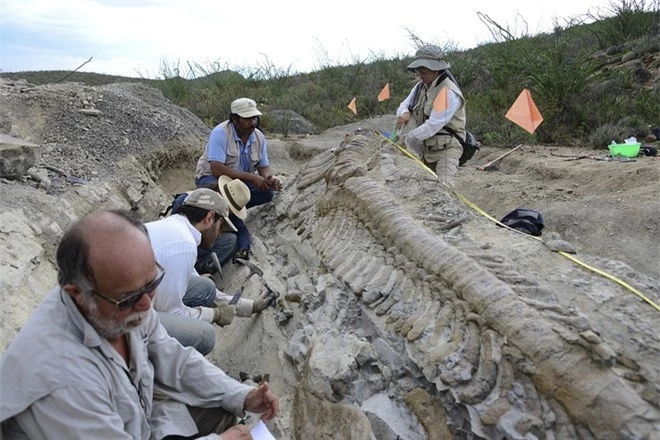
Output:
(146, 215), (215, 322)
(396, 81), (461, 143)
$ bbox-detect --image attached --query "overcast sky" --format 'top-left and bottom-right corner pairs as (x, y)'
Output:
(1, 0), (617, 78)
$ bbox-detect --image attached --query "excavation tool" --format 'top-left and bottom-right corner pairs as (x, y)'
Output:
(235, 259), (280, 306)
(235, 258), (264, 278)
(229, 259), (265, 305)
(475, 144), (522, 170)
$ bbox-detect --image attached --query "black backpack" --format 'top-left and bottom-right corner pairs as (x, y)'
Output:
(640, 145), (657, 157)
(499, 208), (544, 236)
(445, 127), (480, 166)
(408, 72), (479, 166)
(158, 192), (189, 218)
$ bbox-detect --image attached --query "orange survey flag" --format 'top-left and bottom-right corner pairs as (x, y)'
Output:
(347, 97), (357, 115)
(505, 89), (543, 134)
(432, 87), (448, 112)
(378, 83), (390, 102)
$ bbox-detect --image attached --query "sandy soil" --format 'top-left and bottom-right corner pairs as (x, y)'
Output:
(456, 144), (660, 280)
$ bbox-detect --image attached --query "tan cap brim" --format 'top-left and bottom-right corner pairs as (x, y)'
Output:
(236, 108), (262, 118)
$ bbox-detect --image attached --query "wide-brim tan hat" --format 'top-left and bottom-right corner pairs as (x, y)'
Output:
(406, 44), (451, 72)
(217, 175), (251, 219)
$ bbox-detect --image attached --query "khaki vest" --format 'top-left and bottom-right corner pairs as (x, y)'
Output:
(411, 74), (467, 151)
(195, 120), (264, 179)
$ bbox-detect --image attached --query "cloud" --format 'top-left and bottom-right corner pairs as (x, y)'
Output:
(1, 0), (613, 77)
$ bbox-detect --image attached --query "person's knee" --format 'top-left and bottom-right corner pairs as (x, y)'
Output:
(197, 276), (217, 305)
(222, 233), (237, 251)
(184, 275), (217, 307)
(263, 190), (274, 203)
(187, 406), (237, 435)
(247, 189), (274, 208)
(195, 324), (217, 356)
(157, 313), (216, 355)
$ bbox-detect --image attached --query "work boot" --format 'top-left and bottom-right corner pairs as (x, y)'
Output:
(195, 253), (222, 279)
(233, 248), (249, 263)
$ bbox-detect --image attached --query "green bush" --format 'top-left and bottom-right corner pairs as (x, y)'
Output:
(586, 1), (659, 49)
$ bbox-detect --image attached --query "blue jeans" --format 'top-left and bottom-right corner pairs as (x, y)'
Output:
(157, 275), (216, 355)
(195, 175), (274, 251)
(182, 275), (216, 307)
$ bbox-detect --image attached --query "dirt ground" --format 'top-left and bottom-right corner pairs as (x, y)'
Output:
(455, 143), (660, 280)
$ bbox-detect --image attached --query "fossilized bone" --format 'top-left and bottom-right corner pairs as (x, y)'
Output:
(279, 134), (660, 439)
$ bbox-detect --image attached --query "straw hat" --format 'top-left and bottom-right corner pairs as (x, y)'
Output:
(217, 175), (251, 219)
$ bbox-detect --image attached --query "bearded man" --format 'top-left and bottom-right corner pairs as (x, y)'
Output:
(146, 188), (270, 355)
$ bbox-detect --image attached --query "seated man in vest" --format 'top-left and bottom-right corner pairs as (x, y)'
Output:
(147, 188), (273, 355)
(195, 97), (282, 261)
(395, 44), (467, 187)
(0, 210), (279, 439)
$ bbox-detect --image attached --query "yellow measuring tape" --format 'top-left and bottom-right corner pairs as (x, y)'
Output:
(378, 131), (660, 312)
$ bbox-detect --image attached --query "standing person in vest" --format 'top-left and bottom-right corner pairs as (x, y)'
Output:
(195, 97), (282, 262)
(396, 45), (467, 187)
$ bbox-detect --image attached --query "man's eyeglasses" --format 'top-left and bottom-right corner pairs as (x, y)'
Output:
(92, 262), (166, 310)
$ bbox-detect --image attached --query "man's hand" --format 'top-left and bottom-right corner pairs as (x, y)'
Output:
(252, 175), (271, 191)
(396, 112), (411, 129)
(219, 424), (251, 439)
(244, 382), (279, 421)
(213, 304), (236, 327)
(252, 291), (275, 314)
(265, 175), (282, 191)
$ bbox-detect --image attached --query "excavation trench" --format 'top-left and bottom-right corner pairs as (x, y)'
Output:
(148, 133), (660, 439)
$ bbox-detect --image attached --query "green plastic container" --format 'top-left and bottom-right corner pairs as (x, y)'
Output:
(608, 143), (640, 157)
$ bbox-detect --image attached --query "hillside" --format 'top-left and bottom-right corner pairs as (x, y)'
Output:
(3, 7), (658, 147)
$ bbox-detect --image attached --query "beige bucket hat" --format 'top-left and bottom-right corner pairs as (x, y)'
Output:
(406, 45), (451, 72)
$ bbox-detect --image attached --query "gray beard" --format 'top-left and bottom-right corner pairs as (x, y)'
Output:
(85, 297), (150, 339)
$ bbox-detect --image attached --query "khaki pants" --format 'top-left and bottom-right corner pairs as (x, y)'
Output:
(424, 145), (462, 187)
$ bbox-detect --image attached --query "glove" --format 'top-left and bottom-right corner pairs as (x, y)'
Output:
(252, 291), (275, 314)
(213, 304), (236, 326)
(404, 134), (422, 150)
